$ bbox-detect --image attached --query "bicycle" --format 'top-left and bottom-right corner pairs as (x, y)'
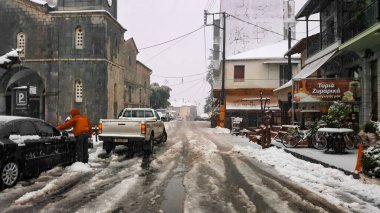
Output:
(343, 132), (361, 150)
(282, 126), (328, 149)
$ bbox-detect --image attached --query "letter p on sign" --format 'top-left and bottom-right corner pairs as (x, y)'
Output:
(16, 91), (27, 106)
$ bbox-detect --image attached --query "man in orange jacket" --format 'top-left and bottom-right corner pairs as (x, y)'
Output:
(57, 108), (92, 163)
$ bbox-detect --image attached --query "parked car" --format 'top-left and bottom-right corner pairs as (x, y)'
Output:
(0, 116), (75, 190)
(98, 108), (167, 157)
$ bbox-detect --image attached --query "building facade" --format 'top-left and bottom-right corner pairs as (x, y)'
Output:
(275, 0), (380, 127)
(219, 0), (296, 57)
(213, 40), (300, 128)
(0, 0), (151, 124)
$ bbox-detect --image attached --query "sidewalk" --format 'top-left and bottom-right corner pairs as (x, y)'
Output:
(271, 140), (358, 175)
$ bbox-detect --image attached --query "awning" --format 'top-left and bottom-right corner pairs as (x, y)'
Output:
(273, 51), (337, 92)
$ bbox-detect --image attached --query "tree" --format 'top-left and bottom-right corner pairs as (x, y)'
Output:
(204, 58), (214, 113)
(318, 101), (351, 128)
(150, 82), (171, 109)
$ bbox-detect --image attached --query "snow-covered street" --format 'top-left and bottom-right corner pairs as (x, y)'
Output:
(0, 121), (379, 213)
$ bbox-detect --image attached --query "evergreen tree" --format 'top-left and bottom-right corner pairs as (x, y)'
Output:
(150, 83), (172, 109)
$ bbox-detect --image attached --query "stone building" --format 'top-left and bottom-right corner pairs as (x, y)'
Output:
(0, 0), (151, 125)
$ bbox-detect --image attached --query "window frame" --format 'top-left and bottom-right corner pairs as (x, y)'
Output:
(17, 32), (26, 57)
(234, 65), (245, 82)
(75, 26), (84, 50)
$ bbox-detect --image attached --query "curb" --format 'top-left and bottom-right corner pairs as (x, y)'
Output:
(268, 142), (359, 178)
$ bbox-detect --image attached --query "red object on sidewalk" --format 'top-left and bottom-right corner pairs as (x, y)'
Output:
(355, 143), (364, 172)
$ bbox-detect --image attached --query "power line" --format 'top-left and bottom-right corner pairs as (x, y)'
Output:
(152, 71), (208, 79)
(228, 14), (299, 41)
(145, 34), (188, 62)
(167, 77), (205, 86)
(138, 25), (204, 51)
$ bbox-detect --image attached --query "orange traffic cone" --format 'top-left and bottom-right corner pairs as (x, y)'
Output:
(355, 143), (364, 173)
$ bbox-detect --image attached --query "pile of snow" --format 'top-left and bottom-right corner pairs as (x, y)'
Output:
(214, 126), (231, 134)
(66, 162), (92, 173)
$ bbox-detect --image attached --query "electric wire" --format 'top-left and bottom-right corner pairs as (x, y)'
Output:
(228, 14), (299, 41)
(168, 77), (205, 87)
(152, 71), (208, 79)
(138, 25), (204, 50)
(145, 34), (188, 62)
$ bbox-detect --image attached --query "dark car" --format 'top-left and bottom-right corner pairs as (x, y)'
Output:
(0, 116), (75, 190)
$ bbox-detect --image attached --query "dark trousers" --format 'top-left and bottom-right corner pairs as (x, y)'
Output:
(76, 133), (89, 163)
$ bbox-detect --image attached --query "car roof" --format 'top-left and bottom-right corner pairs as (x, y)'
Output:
(0, 116), (39, 123)
(123, 108), (153, 110)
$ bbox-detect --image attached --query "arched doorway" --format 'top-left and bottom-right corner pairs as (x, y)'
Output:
(0, 67), (45, 119)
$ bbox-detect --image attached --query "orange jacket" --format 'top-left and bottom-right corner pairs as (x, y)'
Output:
(57, 108), (92, 137)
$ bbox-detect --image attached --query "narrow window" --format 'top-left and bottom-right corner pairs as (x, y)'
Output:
(75, 27), (84, 49)
(128, 56), (132, 65)
(279, 65), (291, 86)
(128, 86), (132, 102)
(75, 80), (83, 102)
(139, 88), (142, 103)
(17, 32), (26, 57)
(234, 65), (245, 81)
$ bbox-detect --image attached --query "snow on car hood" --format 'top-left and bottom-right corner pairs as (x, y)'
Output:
(9, 135), (41, 146)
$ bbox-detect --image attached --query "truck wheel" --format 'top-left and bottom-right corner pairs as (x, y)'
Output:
(143, 134), (154, 155)
(103, 141), (113, 154)
(160, 129), (167, 143)
(1, 160), (20, 189)
(127, 142), (135, 158)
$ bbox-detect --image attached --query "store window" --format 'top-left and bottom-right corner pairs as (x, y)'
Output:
(17, 32), (26, 57)
(234, 65), (245, 81)
(75, 80), (83, 103)
(75, 27), (84, 49)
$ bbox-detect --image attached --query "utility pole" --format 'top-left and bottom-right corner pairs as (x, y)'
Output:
(204, 11), (227, 127)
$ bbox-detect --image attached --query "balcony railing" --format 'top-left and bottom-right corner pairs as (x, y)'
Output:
(343, 0), (379, 42)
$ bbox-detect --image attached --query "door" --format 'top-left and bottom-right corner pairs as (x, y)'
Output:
(33, 121), (69, 167)
(13, 120), (42, 176)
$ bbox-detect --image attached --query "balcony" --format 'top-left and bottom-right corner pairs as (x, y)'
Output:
(343, 0), (379, 43)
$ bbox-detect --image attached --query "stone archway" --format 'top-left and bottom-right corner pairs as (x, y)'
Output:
(0, 66), (45, 119)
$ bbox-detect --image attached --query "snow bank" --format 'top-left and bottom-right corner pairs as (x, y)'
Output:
(215, 126), (231, 134)
(66, 162), (92, 173)
(232, 145), (380, 213)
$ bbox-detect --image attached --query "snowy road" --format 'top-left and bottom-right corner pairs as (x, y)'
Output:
(0, 121), (379, 213)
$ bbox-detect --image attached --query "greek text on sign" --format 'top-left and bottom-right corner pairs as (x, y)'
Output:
(293, 79), (360, 103)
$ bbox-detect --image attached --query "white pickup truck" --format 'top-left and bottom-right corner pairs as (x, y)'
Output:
(98, 108), (167, 157)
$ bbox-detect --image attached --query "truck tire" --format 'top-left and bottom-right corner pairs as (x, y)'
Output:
(160, 129), (167, 143)
(103, 141), (114, 154)
(127, 142), (135, 158)
(143, 134), (154, 155)
(1, 159), (20, 189)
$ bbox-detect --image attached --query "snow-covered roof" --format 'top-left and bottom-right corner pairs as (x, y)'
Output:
(226, 103), (280, 111)
(0, 49), (21, 65)
(226, 40), (300, 61)
(29, 0), (56, 8)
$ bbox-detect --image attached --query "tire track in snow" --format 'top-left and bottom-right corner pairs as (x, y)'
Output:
(237, 156), (346, 213)
(41, 157), (143, 212)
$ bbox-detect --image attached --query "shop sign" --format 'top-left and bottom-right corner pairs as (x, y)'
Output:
(293, 79), (360, 103)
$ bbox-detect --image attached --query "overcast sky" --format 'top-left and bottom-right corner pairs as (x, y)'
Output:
(117, 0), (312, 111)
